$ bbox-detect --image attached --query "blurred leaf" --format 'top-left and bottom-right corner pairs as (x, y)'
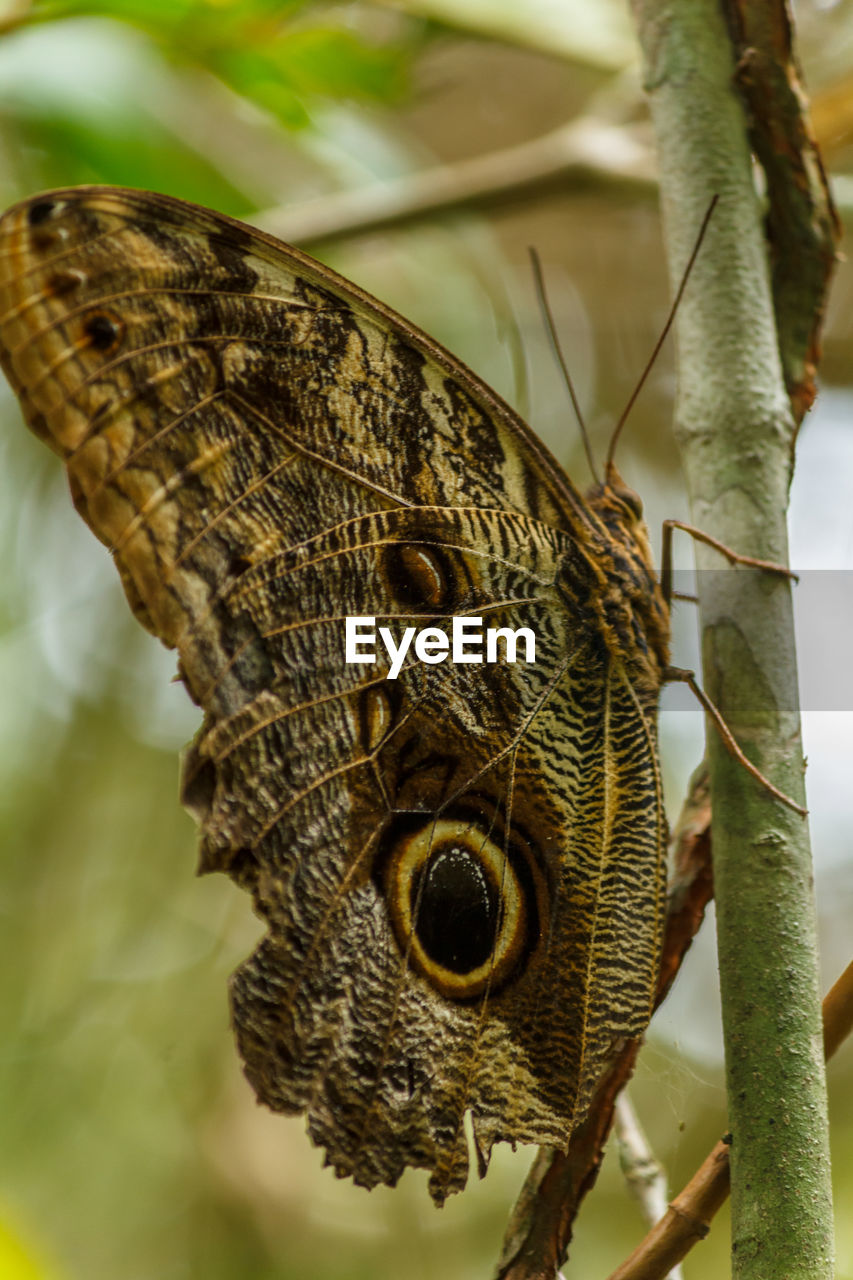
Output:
(7, 113), (256, 211)
(203, 45), (314, 130)
(0, 15), (415, 209)
(23, 0), (417, 131)
(30, 0), (311, 29)
(226, 26), (409, 101)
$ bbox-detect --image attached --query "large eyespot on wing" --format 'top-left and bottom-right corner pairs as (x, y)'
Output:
(377, 810), (547, 1001)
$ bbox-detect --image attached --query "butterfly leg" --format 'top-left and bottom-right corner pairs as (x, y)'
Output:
(660, 519), (805, 814)
(663, 665), (807, 817)
(660, 518), (798, 607)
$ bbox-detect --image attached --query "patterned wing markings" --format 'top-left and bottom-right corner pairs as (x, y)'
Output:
(2, 187), (599, 522)
(0, 187), (670, 1203)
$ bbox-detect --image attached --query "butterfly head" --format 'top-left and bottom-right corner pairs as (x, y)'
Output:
(585, 460), (647, 539)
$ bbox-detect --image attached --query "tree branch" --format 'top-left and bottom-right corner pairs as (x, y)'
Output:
(606, 957), (853, 1280)
(245, 47), (853, 256)
(613, 1094), (684, 1280)
(722, 0), (840, 423)
(254, 114), (656, 248)
(630, 1), (836, 1277)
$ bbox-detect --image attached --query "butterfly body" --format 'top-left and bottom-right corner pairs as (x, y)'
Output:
(0, 188), (668, 1202)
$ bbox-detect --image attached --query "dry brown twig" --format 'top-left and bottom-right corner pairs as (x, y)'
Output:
(723, 0), (840, 423)
(613, 1094), (684, 1280)
(255, 114), (656, 249)
(606, 957), (853, 1280)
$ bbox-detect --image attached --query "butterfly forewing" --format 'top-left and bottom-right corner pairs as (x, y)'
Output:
(0, 187), (669, 1202)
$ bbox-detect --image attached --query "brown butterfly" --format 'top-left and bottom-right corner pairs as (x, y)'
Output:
(0, 187), (671, 1205)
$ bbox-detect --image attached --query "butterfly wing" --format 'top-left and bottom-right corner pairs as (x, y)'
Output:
(0, 187), (667, 1202)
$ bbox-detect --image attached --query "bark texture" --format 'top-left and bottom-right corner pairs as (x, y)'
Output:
(630, 1), (834, 1276)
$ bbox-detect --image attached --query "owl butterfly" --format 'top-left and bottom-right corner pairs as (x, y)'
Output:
(0, 188), (671, 1205)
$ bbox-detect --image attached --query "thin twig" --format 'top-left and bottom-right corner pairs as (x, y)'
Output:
(253, 116), (656, 248)
(663, 667), (807, 818)
(614, 1094), (684, 1280)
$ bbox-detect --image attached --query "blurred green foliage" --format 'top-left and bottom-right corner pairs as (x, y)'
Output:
(27, 0), (416, 127)
(0, 2), (424, 217)
(9, 111), (254, 209)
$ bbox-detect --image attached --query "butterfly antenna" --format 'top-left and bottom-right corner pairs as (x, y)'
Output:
(605, 194), (719, 472)
(529, 246), (600, 486)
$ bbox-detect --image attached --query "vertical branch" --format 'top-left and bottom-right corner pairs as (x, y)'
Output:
(629, 2), (834, 1278)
